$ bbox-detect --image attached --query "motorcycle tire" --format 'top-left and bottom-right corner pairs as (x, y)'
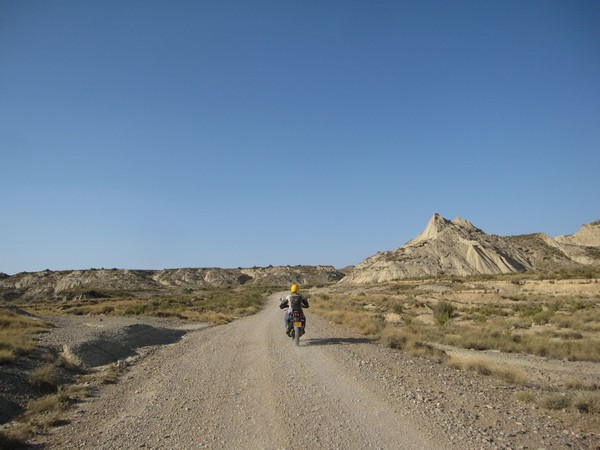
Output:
(294, 326), (300, 347)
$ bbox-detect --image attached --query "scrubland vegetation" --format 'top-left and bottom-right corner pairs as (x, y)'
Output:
(312, 275), (600, 361)
(24, 286), (269, 324)
(0, 309), (50, 362)
(311, 271), (600, 415)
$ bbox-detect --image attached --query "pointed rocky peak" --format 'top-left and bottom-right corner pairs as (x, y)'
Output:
(408, 213), (453, 245)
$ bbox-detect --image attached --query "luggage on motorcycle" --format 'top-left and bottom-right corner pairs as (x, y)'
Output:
(289, 293), (303, 311)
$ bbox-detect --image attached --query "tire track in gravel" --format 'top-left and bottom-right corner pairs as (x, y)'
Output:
(35, 294), (460, 449)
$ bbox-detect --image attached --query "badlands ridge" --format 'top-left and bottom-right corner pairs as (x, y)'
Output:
(1, 214), (599, 298)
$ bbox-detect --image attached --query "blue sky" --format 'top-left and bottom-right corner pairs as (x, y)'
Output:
(1, 1), (599, 274)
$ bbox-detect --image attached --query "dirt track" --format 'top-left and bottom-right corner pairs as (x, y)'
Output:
(35, 294), (597, 449)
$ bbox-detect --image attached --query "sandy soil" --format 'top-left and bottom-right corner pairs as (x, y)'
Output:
(30, 293), (599, 449)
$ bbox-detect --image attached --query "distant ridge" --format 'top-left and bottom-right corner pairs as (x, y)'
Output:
(0, 266), (343, 303)
(341, 214), (600, 284)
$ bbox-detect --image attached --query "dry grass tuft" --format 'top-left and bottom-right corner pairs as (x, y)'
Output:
(380, 326), (447, 361)
(26, 393), (65, 415)
(448, 356), (528, 384)
(0, 348), (15, 364)
(538, 392), (571, 410)
(189, 311), (232, 325)
(0, 425), (33, 449)
(0, 308), (50, 358)
(565, 378), (599, 391)
(21, 390), (73, 431)
(29, 363), (60, 393)
(317, 309), (382, 335)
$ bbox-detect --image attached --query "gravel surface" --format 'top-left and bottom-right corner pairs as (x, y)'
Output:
(33, 293), (599, 449)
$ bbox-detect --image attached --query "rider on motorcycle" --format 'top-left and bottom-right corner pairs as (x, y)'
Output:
(279, 283), (310, 336)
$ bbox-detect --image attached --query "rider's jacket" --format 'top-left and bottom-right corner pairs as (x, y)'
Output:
(279, 293), (309, 312)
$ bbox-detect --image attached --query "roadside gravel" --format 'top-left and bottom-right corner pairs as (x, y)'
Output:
(33, 294), (598, 449)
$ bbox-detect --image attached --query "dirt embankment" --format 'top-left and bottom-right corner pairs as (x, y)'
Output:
(40, 316), (206, 368)
(0, 315), (208, 425)
(28, 294), (598, 449)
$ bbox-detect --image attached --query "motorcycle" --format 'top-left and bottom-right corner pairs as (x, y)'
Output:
(287, 310), (306, 347)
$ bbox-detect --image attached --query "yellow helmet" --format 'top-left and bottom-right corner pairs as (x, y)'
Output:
(290, 283), (299, 293)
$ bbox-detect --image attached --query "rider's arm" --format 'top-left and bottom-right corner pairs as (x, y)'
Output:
(279, 298), (289, 309)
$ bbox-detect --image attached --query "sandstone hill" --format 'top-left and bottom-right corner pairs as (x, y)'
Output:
(0, 266), (343, 303)
(341, 214), (600, 284)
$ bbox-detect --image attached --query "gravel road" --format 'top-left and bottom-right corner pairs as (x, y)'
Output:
(35, 293), (597, 449)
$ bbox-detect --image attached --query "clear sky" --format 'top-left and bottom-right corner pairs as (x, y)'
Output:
(1, 1), (599, 274)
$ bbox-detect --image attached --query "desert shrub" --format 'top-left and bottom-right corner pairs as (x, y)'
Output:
(573, 392), (600, 414)
(568, 299), (589, 312)
(565, 379), (599, 391)
(496, 366), (528, 384)
(532, 310), (552, 325)
(433, 301), (455, 326)
(444, 326), (516, 352)
(542, 330), (583, 340)
(471, 313), (487, 323)
(515, 303), (543, 317)
(547, 301), (561, 313)
(514, 390), (536, 404)
(380, 327), (412, 350)
(470, 303), (508, 317)
(392, 303), (404, 314)
(124, 305), (147, 315)
(447, 356), (526, 384)
(538, 392), (570, 410)
(380, 326), (446, 360)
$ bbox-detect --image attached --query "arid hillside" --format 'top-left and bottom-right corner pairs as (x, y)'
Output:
(342, 215), (600, 284)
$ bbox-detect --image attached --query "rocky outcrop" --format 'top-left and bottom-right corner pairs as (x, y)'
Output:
(341, 214), (600, 284)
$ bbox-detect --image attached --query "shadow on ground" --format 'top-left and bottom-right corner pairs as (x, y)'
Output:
(303, 337), (376, 346)
(64, 324), (187, 368)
